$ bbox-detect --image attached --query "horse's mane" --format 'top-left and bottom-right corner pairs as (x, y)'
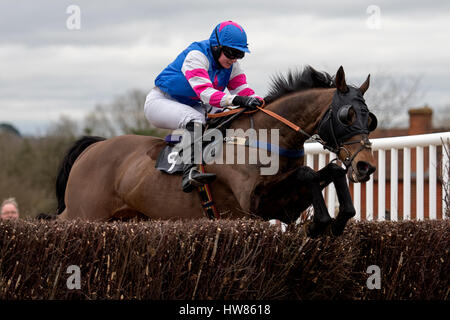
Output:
(264, 65), (335, 104)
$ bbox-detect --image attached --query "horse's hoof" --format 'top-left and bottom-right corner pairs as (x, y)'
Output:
(305, 225), (318, 238)
(305, 221), (325, 238)
(304, 217), (336, 238)
(330, 219), (345, 236)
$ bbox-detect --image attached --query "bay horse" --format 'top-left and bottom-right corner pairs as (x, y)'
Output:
(54, 66), (377, 237)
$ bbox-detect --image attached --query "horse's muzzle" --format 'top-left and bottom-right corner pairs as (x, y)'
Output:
(348, 161), (376, 183)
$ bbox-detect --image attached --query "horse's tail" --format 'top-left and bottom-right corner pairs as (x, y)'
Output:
(55, 136), (106, 215)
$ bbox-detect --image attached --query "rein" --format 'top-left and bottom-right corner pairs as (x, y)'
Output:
(207, 100), (311, 137)
(207, 98), (372, 170)
(207, 100), (309, 159)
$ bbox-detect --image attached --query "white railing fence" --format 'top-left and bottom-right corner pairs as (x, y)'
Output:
(304, 132), (450, 221)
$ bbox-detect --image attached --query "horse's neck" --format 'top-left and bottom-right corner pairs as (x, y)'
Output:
(240, 88), (334, 149)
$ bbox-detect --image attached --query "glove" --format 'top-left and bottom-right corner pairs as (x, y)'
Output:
(232, 96), (263, 110)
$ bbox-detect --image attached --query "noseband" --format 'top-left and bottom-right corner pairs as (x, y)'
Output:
(337, 135), (372, 168)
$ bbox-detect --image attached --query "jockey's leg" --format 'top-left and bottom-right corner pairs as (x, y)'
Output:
(144, 87), (215, 192)
(144, 87), (205, 129)
(180, 121), (216, 193)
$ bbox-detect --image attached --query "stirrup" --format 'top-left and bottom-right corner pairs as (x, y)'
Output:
(187, 167), (216, 187)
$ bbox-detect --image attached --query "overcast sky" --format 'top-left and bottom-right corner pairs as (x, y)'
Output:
(1, 0), (449, 135)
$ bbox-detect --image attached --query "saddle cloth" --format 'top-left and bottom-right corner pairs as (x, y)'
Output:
(155, 111), (245, 174)
(155, 134), (184, 174)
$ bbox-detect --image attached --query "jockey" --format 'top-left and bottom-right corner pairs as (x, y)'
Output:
(144, 20), (263, 193)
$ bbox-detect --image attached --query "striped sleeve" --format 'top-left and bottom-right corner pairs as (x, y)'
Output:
(181, 50), (234, 108)
(227, 62), (262, 100)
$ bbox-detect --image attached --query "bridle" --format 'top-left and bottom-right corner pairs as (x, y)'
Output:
(334, 135), (372, 169)
(250, 101), (373, 173)
(319, 107), (373, 170)
(206, 95), (375, 175)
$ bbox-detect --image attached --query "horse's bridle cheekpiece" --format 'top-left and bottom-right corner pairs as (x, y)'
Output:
(317, 87), (377, 169)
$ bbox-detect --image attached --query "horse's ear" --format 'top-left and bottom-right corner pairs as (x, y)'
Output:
(359, 74), (370, 95)
(335, 66), (348, 93)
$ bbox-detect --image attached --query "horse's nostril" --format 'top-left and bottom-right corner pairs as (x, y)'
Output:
(357, 161), (368, 173)
(356, 161), (375, 176)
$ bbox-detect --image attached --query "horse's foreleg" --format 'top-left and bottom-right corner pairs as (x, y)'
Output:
(317, 163), (355, 236)
(296, 166), (332, 237)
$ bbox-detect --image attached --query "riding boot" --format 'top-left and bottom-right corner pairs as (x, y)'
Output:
(181, 121), (216, 193)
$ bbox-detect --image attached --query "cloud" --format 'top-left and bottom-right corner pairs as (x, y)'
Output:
(1, 0), (449, 135)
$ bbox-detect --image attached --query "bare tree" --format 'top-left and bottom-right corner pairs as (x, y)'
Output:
(111, 90), (151, 134)
(83, 89), (167, 137)
(363, 72), (424, 128)
(46, 115), (79, 138)
(83, 104), (117, 137)
(433, 104), (450, 128)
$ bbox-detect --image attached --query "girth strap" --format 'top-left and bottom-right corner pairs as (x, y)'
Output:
(224, 136), (305, 158)
(197, 164), (220, 219)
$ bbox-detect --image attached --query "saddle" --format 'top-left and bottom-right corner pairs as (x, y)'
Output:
(155, 112), (238, 174)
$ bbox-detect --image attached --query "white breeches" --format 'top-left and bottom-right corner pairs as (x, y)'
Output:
(144, 87), (221, 130)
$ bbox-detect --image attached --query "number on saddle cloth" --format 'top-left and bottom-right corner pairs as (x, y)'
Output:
(155, 133), (185, 174)
(155, 132), (221, 174)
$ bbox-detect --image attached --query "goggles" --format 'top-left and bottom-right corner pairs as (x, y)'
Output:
(222, 46), (245, 60)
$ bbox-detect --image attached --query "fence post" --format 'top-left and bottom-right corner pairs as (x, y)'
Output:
(378, 149), (386, 221)
(390, 148), (398, 221)
(443, 143), (449, 219)
(354, 182), (361, 221)
(367, 175), (374, 221)
(429, 145), (436, 219)
(416, 146), (424, 220)
(403, 147), (411, 221)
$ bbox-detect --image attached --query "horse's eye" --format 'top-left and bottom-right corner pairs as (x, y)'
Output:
(368, 112), (378, 131)
(337, 105), (355, 125)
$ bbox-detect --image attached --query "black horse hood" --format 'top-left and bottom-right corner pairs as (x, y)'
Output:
(318, 87), (377, 149)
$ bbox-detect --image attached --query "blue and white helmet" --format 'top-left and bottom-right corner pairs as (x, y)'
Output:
(209, 21), (250, 53)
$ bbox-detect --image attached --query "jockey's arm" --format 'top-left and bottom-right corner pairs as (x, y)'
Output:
(227, 61), (262, 101)
(181, 50), (235, 108)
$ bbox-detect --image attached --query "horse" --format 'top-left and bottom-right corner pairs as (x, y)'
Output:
(53, 66), (377, 237)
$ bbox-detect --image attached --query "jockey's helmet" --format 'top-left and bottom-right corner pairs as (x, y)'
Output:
(209, 21), (250, 53)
